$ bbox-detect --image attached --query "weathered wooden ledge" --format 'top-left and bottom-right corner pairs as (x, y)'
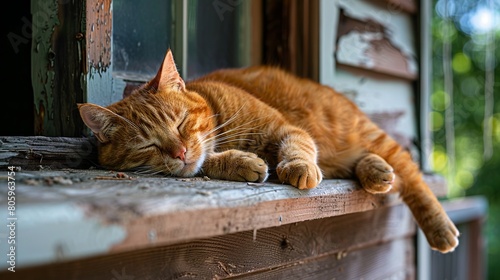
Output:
(0, 136), (447, 277)
(0, 169), (412, 269)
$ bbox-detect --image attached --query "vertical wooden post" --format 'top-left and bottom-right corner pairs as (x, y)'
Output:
(85, 0), (117, 111)
(31, 0), (113, 137)
(263, 0), (319, 80)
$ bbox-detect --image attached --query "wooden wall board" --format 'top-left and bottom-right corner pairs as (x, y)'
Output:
(4, 204), (415, 279)
(31, 0), (116, 137)
(263, 0), (319, 80)
(330, 68), (417, 152)
(320, 0), (418, 85)
(0, 136), (98, 170)
(240, 238), (415, 280)
(377, 0), (418, 14)
(336, 0), (417, 77)
(31, 0), (85, 136)
(337, 11), (417, 80)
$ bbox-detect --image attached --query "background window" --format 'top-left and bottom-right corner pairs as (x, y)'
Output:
(187, 0), (245, 79)
(113, 0), (172, 81)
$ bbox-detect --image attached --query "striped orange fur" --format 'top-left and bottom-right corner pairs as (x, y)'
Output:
(78, 50), (458, 253)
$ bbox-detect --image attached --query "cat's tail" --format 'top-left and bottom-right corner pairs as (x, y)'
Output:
(360, 118), (459, 253)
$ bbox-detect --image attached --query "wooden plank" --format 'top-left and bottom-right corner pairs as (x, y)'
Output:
(31, 0), (85, 136)
(0, 169), (404, 269)
(0, 135), (447, 193)
(419, 0), (432, 172)
(263, 0), (319, 80)
(85, 0), (118, 109)
(331, 68), (417, 153)
(240, 238), (415, 280)
(424, 172), (447, 198)
(336, 11), (417, 80)
(4, 204), (415, 279)
(86, 0), (112, 71)
(31, 0), (115, 137)
(383, 0), (418, 14)
(0, 136), (98, 170)
(441, 196), (488, 224)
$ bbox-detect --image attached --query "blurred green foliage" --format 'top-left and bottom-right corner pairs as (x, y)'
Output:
(431, 1), (499, 278)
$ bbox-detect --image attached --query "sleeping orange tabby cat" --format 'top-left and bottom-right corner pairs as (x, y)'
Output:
(78, 50), (458, 253)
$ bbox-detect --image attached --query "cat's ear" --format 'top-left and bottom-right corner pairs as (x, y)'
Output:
(145, 49), (186, 92)
(78, 103), (126, 143)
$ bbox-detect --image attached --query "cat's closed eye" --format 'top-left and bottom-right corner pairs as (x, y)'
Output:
(139, 144), (161, 152)
(177, 113), (188, 131)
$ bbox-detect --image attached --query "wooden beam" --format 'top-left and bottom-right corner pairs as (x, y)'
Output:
(263, 0), (319, 80)
(0, 136), (447, 195)
(31, 0), (114, 137)
(31, 0), (85, 136)
(0, 136), (98, 170)
(5, 204), (415, 279)
(0, 169), (405, 269)
(336, 11), (417, 80)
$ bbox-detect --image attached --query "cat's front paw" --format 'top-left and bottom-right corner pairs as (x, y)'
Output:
(426, 218), (460, 253)
(276, 159), (322, 189)
(202, 150), (268, 182)
(232, 151), (268, 182)
(355, 154), (395, 194)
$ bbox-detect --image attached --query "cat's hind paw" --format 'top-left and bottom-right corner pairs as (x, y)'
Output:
(276, 159), (323, 189)
(355, 154), (395, 194)
(427, 219), (460, 253)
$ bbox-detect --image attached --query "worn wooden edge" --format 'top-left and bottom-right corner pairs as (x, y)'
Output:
(240, 238), (415, 280)
(5, 204), (415, 279)
(0, 169), (406, 270)
(424, 172), (448, 198)
(441, 196), (488, 224)
(0, 134), (447, 270)
(0, 136), (98, 170)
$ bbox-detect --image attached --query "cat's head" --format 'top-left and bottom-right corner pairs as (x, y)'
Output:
(78, 50), (215, 176)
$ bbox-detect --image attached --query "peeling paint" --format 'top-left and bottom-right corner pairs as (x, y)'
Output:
(31, 0), (59, 136)
(338, 0), (418, 75)
(337, 31), (383, 68)
(86, 0), (112, 71)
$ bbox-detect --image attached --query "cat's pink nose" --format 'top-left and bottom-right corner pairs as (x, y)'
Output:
(173, 146), (187, 162)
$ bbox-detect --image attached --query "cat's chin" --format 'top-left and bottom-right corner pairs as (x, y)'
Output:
(177, 154), (205, 178)
(177, 163), (199, 177)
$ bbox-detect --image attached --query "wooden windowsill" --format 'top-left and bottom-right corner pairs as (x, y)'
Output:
(0, 168), (446, 270)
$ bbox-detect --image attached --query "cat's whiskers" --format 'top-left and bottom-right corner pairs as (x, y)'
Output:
(212, 138), (258, 149)
(203, 127), (263, 143)
(133, 166), (164, 176)
(201, 111), (241, 139)
(201, 116), (268, 145)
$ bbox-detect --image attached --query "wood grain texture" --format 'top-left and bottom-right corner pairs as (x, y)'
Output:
(0, 136), (446, 192)
(263, 0), (319, 80)
(31, 0), (85, 136)
(384, 0), (417, 14)
(86, 0), (112, 70)
(0, 136), (98, 170)
(6, 204), (415, 279)
(336, 12), (417, 80)
(240, 238), (415, 280)
(0, 169), (403, 269)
